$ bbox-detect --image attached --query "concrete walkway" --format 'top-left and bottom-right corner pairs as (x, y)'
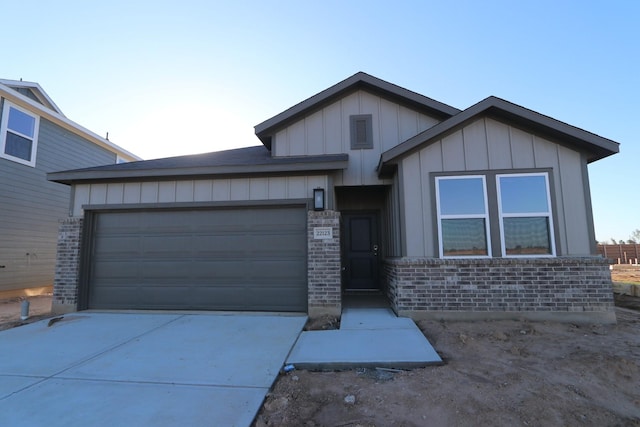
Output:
(0, 312), (306, 427)
(286, 307), (442, 369)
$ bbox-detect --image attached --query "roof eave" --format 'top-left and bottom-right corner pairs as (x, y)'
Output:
(378, 96), (620, 176)
(0, 83), (141, 161)
(48, 156), (349, 185)
(0, 79), (64, 115)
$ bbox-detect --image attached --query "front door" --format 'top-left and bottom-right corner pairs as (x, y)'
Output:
(342, 212), (380, 291)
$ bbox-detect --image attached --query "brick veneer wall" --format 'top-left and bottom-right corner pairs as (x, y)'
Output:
(52, 217), (83, 314)
(307, 210), (341, 317)
(382, 257), (615, 323)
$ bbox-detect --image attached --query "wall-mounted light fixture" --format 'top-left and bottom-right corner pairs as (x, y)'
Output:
(313, 188), (325, 211)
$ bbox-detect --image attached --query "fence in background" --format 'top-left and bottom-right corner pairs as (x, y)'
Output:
(597, 244), (640, 264)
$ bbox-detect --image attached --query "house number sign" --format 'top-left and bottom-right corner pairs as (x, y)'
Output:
(313, 227), (333, 240)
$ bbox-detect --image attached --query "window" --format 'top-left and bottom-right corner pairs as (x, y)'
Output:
(436, 176), (491, 258)
(497, 173), (555, 256)
(435, 171), (556, 258)
(350, 114), (373, 149)
(0, 101), (39, 166)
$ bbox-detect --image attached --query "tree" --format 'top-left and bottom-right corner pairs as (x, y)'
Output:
(630, 229), (640, 243)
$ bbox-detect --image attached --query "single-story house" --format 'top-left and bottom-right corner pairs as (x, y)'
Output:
(48, 72), (619, 322)
(0, 79), (139, 298)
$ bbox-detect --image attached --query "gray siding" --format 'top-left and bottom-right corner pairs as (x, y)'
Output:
(71, 176), (329, 216)
(272, 90), (442, 186)
(384, 174), (403, 257)
(400, 117), (592, 257)
(0, 112), (116, 293)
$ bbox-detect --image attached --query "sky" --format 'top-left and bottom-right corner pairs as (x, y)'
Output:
(3, 0), (638, 242)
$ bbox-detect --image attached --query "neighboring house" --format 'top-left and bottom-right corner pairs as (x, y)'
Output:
(48, 73), (619, 322)
(0, 79), (140, 298)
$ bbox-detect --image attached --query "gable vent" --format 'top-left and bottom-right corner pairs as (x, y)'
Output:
(350, 114), (373, 149)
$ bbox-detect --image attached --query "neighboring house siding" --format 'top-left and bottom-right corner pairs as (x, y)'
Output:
(401, 117), (592, 257)
(272, 90), (441, 186)
(70, 175), (328, 216)
(0, 114), (116, 293)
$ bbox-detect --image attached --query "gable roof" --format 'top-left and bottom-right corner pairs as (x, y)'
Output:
(377, 96), (620, 176)
(0, 79), (140, 162)
(0, 79), (64, 115)
(48, 145), (348, 184)
(254, 72), (461, 150)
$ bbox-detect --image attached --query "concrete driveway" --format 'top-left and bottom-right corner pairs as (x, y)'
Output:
(0, 312), (306, 426)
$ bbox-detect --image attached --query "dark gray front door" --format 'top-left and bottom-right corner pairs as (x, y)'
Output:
(85, 206), (307, 312)
(342, 212), (380, 291)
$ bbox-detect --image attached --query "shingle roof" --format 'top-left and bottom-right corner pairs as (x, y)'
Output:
(48, 145), (348, 184)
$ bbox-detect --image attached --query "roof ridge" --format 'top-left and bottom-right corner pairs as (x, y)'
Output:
(254, 72), (461, 149)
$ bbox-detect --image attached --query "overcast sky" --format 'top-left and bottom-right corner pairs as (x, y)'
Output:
(3, 0), (638, 242)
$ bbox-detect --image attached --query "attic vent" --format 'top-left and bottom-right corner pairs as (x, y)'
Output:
(350, 114), (373, 149)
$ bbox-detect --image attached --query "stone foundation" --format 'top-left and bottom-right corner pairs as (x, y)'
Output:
(383, 257), (616, 323)
(52, 217), (83, 314)
(307, 210), (341, 318)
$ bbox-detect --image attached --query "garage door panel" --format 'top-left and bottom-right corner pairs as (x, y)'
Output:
(87, 207), (307, 311)
(92, 261), (140, 279)
(94, 236), (141, 257)
(248, 288), (307, 311)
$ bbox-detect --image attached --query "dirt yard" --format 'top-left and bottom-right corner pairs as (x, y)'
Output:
(0, 294), (53, 331)
(257, 267), (640, 427)
(612, 267), (640, 286)
(255, 307), (639, 426)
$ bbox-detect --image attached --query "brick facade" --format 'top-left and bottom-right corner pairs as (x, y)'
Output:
(50, 211), (615, 323)
(382, 257), (616, 323)
(307, 210), (341, 317)
(52, 217), (83, 314)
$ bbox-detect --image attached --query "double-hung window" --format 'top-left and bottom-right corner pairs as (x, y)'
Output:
(435, 176), (491, 258)
(0, 101), (40, 167)
(436, 171), (556, 258)
(497, 173), (555, 256)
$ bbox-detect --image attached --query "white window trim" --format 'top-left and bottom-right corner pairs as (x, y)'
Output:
(496, 172), (556, 258)
(0, 100), (40, 167)
(435, 175), (492, 259)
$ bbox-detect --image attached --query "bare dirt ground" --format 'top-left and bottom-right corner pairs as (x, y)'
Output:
(256, 271), (640, 427)
(0, 294), (53, 331)
(613, 268), (640, 286)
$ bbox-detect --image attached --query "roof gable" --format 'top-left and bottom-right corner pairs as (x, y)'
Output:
(0, 79), (64, 115)
(254, 72), (461, 150)
(378, 96), (620, 176)
(0, 79), (140, 161)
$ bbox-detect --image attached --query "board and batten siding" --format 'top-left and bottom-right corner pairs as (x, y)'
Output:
(0, 113), (117, 292)
(383, 174), (403, 258)
(401, 117), (592, 258)
(71, 175), (328, 216)
(272, 90), (441, 186)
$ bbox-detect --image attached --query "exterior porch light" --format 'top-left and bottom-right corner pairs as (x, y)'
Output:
(313, 188), (325, 211)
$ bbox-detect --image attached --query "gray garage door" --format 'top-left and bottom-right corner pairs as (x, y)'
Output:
(86, 206), (307, 311)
